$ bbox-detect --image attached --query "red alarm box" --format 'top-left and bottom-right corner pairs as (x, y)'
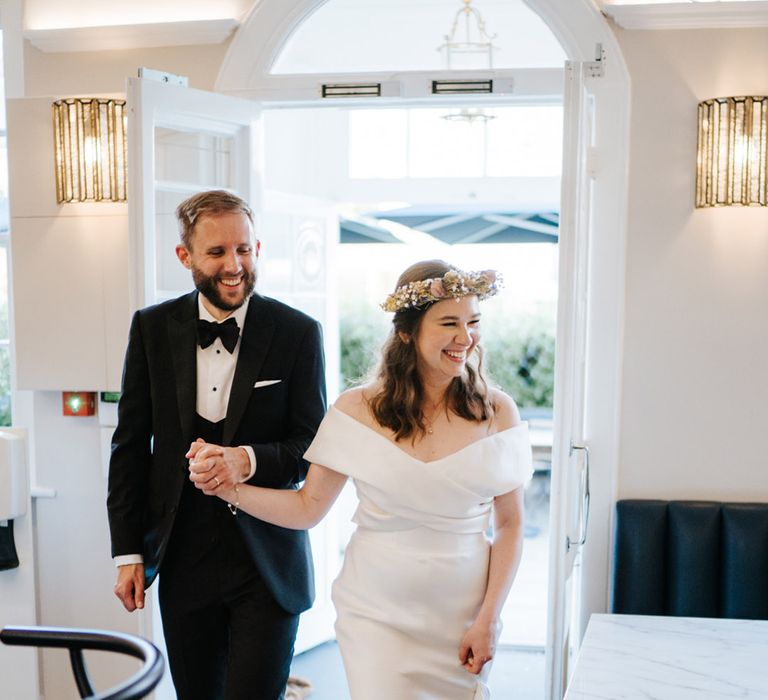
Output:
(62, 391), (96, 416)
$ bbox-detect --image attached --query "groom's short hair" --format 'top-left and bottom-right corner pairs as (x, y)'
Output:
(176, 190), (255, 249)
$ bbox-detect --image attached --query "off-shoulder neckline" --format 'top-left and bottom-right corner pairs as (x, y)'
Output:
(328, 405), (528, 466)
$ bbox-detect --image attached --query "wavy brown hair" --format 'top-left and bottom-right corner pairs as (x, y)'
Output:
(369, 260), (495, 441)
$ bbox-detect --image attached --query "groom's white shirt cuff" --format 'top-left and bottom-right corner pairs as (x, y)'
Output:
(115, 554), (143, 567)
(242, 445), (257, 480)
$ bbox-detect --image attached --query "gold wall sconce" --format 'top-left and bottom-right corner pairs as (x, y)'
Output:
(696, 96), (768, 207)
(52, 98), (127, 203)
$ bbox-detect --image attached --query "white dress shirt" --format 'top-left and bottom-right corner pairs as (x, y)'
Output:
(114, 296), (257, 568)
(195, 296), (257, 476)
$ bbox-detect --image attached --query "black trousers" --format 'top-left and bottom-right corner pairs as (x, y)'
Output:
(158, 554), (298, 700)
(158, 416), (299, 700)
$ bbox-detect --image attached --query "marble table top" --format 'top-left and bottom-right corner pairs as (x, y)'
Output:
(564, 613), (768, 699)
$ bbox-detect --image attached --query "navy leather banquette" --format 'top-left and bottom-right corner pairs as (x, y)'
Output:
(611, 499), (768, 619)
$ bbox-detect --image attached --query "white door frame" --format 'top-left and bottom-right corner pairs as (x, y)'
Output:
(216, 3), (630, 698)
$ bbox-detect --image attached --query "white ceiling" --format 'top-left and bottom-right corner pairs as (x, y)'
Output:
(19, 0), (768, 54)
(21, 0), (768, 31)
(23, 0), (253, 30)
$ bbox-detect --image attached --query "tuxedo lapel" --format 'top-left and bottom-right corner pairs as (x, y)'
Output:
(168, 292), (198, 445)
(223, 295), (275, 445)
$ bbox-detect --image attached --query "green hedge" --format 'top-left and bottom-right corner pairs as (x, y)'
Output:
(482, 325), (554, 408)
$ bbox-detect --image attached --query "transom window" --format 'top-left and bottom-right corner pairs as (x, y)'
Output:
(272, 0), (565, 74)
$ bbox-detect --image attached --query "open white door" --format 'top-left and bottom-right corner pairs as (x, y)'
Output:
(127, 78), (341, 695)
(545, 59), (596, 700)
(127, 76), (261, 311)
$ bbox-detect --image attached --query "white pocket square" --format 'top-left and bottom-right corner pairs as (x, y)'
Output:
(253, 379), (282, 389)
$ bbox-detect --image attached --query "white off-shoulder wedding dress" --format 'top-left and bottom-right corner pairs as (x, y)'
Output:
(304, 407), (533, 700)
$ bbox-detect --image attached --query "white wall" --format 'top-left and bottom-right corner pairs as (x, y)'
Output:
(7, 95), (129, 390)
(615, 26), (768, 501)
(23, 41), (230, 95)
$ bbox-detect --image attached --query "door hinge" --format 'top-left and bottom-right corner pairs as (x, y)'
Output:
(138, 67), (188, 87)
(584, 43), (605, 79)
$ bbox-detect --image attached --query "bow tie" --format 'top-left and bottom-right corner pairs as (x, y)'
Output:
(197, 317), (240, 353)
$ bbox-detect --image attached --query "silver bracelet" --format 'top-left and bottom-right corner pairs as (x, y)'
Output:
(228, 484), (239, 516)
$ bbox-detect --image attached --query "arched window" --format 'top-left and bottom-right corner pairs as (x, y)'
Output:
(271, 0), (565, 74)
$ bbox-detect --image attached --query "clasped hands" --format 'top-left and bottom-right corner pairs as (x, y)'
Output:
(187, 438), (249, 497)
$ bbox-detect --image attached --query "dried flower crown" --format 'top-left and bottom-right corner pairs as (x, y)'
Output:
(381, 268), (502, 313)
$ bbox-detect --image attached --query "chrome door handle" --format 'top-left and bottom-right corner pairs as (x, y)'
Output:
(567, 441), (590, 551)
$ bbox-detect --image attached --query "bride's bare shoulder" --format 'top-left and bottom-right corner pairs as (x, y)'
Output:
(333, 383), (381, 421)
(491, 389), (522, 431)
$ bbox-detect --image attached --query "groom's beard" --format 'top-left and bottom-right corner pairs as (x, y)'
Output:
(192, 266), (257, 312)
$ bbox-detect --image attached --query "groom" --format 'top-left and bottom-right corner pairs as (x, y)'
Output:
(107, 190), (326, 699)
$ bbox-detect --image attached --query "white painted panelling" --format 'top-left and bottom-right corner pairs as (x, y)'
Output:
(11, 215), (129, 391)
(7, 97), (130, 391)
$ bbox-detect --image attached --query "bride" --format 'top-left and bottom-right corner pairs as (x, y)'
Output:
(190, 259), (532, 699)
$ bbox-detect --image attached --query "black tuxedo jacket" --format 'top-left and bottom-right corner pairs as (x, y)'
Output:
(107, 291), (326, 615)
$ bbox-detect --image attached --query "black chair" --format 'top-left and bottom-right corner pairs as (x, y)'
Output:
(1, 625), (164, 699)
